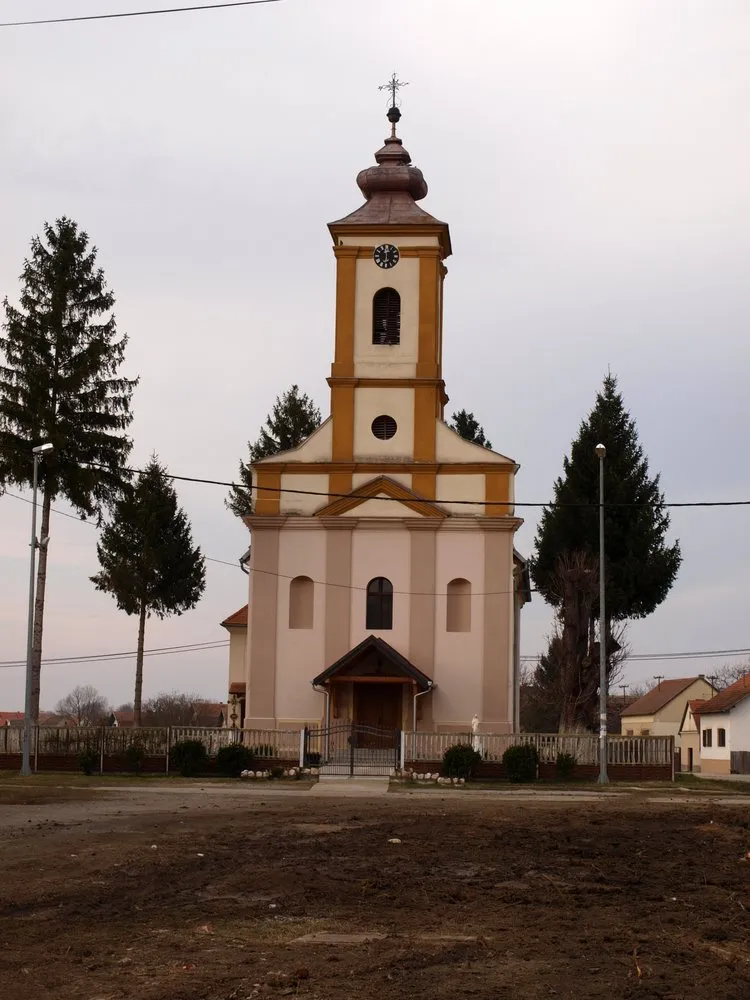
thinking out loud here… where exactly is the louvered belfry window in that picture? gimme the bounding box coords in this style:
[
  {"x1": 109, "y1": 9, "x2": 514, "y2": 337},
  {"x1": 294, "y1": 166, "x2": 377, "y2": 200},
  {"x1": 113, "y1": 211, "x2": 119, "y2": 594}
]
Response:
[{"x1": 372, "y1": 288, "x2": 401, "y2": 345}]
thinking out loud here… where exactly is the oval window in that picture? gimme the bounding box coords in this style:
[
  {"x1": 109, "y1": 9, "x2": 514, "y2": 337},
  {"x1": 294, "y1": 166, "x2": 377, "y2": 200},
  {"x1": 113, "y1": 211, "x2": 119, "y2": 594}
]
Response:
[{"x1": 371, "y1": 415, "x2": 397, "y2": 440}]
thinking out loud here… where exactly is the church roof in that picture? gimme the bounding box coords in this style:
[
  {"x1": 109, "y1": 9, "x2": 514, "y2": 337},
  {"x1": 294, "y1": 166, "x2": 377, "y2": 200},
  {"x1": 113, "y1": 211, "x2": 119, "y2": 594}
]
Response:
[
  {"x1": 328, "y1": 107, "x2": 451, "y2": 255},
  {"x1": 220, "y1": 605, "x2": 248, "y2": 629}
]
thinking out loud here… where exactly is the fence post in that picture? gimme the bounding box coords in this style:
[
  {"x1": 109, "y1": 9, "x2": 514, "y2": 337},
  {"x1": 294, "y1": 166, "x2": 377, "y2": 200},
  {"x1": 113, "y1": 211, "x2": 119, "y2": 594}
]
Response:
[
  {"x1": 165, "y1": 726, "x2": 171, "y2": 775},
  {"x1": 299, "y1": 728, "x2": 306, "y2": 768},
  {"x1": 399, "y1": 730, "x2": 405, "y2": 771}
]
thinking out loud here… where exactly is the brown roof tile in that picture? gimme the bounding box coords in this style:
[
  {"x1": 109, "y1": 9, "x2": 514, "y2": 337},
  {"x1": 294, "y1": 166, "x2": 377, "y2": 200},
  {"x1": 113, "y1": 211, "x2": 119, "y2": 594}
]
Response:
[
  {"x1": 621, "y1": 677, "x2": 706, "y2": 717},
  {"x1": 0, "y1": 711, "x2": 24, "y2": 726},
  {"x1": 694, "y1": 674, "x2": 750, "y2": 715},
  {"x1": 221, "y1": 605, "x2": 248, "y2": 628}
]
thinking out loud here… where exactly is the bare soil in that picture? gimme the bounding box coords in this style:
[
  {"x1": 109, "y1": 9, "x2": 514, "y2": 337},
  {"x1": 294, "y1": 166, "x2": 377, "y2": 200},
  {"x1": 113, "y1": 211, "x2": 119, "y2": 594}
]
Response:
[{"x1": 1, "y1": 786, "x2": 749, "y2": 999}]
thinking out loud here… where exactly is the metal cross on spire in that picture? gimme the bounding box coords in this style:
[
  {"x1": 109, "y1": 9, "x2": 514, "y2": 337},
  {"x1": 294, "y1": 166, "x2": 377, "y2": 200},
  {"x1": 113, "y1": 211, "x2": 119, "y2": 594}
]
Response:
[{"x1": 379, "y1": 72, "x2": 408, "y2": 135}]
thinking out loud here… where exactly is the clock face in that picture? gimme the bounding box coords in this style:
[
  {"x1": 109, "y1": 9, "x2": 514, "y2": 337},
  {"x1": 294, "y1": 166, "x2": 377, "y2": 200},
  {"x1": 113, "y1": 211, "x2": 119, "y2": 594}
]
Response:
[{"x1": 373, "y1": 243, "x2": 400, "y2": 269}]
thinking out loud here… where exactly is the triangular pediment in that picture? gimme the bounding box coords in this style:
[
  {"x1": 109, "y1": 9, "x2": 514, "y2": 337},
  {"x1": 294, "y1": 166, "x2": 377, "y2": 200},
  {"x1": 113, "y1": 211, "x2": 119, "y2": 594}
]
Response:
[{"x1": 315, "y1": 476, "x2": 446, "y2": 518}]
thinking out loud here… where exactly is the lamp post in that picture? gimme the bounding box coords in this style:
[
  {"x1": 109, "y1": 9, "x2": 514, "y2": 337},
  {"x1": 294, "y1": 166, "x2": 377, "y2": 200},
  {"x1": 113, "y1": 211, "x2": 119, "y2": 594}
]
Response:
[
  {"x1": 20, "y1": 442, "x2": 54, "y2": 777},
  {"x1": 595, "y1": 442, "x2": 608, "y2": 784}
]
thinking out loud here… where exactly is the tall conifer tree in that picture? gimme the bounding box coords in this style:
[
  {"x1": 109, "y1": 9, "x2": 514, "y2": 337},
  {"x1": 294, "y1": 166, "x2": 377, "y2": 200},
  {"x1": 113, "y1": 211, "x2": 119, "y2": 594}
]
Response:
[
  {"x1": 227, "y1": 384, "x2": 321, "y2": 517},
  {"x1": 0, "y1": 218, "x2": 137, "y2": 719},
  {"x1": 449, "y1": 409, "x2": 492, "y2": 449},
  {"x1": 91, "y1": 458, "x2": 206, "y2": 726}
]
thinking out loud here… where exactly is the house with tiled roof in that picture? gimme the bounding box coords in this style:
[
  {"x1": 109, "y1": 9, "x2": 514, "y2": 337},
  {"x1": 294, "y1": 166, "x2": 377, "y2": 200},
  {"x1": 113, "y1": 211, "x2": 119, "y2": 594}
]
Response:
[
  {"x1": 678, "y1": 699, "x2": 708, "y2": 772},
  {"x1": 0, "y1": 712, "x2": 24, "y2": 727},
  {"x1": 221, "y1": 605, "x2": 248, "y2": 728},
  {"x1": 694, "y1": 673, "x2": 750, "y2": 775},
  {"x1": 620, "y1": 676, "x2": 717, "y2": 749}
]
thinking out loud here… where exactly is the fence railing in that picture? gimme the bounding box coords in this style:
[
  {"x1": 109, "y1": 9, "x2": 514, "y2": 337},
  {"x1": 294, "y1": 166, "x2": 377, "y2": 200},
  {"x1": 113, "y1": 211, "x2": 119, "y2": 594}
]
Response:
[
  {"x1": 405, "y1": 731, "x2": 673, "y2": 767},
  {"x1": 0, "y1": 726, "x2": 302, "y2": 761},
  {"x1": 0, "y1": 726, "x2": 673, "y2": 771}
]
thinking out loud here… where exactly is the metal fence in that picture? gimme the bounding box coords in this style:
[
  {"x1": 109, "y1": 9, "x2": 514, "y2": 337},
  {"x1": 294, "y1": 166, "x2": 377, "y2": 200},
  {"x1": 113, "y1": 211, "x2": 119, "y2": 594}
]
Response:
[
  {"x1": 0, "y1": 725, "x2": 672, "y2": 771},
  {"x1": 405, "y1": 731, "x2": 673, "y2": 767},
  {"x1": 0, "y1": 725, "x2": 302, "y2": 763}
]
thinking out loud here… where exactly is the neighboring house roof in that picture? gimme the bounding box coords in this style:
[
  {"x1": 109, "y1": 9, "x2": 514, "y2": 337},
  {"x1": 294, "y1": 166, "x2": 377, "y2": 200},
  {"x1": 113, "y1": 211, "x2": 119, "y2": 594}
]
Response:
[
  {"x1": 0, "y1": 711, "x2": 24, "y2": 726},
  {"x1": 39, "y1": 713, "x2": 71, "y2": 727},
  {"x1": 313, "y1": 635, "x2": 433, "y2": 692},
  {"x1": 221, "y1": 605, "x2": 248, "y2": 629},
  {"x1": 109, "y1": 710, "x2": 134, "y2": 727},
  {"x1": 193, "y1": 703, "x2": 226, "y2": 728},
  {"x1": 679, "y1": 699, "x2": 707, "y2": 734},
  {"x1": 694, "y1": 674, "x2": 750, "y2": 715},
  {"x1": 621, "y1": 677, "x2": 707, "y2": 718}
]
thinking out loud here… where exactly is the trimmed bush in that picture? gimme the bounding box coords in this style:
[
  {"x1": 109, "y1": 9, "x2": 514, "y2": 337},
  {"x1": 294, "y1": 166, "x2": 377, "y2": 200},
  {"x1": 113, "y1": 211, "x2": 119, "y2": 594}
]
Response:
[
  {"x1": 169, "y1": 738, "x2": 208, "y2": 777},
  {"x1": 216, "y1": 743, "x2": 254, "y2": 777},
  {"x1": 78, "y1": 747, "x2": 99, "y2": 775},
  {"x1": 502, "y1": 743, "x2": 539, "y2": 783},
  {"x1": 124, "y1": 743, "x2": 146, "y2": 774},
  {"x1": 441, "y1": 743, "x2": 481, "y2": 780},
  {"x1": 555, "y1": 752, "x2": 577, "y2": 781},
  {"x1": 268, "y1": 765, "x2": 285, "y2": 780}
]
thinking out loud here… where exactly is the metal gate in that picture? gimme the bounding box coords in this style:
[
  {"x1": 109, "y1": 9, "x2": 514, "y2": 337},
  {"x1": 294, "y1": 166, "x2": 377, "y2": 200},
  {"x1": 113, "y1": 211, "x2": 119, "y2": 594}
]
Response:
[
  {"x1": 304, "y1": 723, "x2": 400, "y2": 776},
  {"x1": 731, "y1": 750, "x2": 750, "y2": 774}
]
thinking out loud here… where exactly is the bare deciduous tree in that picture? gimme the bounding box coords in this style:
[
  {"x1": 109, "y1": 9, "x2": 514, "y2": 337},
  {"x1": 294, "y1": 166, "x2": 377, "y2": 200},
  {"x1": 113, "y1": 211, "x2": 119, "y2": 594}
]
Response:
[
  {"x1": 141, "y1": 691, "x2": 216, "y2": 727},
  {"x1": 55, "y1": 685, "x2": 110, "y2": 727}
]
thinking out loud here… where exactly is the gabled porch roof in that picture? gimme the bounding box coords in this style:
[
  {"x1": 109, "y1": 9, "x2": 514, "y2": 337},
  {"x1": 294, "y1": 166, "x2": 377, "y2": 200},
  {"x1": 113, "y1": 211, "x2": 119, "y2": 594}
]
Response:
[{"x1": 312, "y1": 635, "x2": 434, "y2": 692}]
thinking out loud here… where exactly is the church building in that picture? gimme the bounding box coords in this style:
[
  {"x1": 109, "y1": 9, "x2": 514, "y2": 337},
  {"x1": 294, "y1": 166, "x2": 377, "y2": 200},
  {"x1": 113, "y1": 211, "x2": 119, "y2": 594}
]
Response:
[{"x1": 223, "y1": 98, "x2": 530, "y2": 735}]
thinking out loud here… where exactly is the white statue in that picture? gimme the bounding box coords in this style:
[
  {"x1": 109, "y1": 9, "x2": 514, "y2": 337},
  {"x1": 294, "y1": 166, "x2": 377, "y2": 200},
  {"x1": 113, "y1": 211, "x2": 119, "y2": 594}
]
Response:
[{"x1": 471, "y1": 714, "x2": 481, "y2": 753}]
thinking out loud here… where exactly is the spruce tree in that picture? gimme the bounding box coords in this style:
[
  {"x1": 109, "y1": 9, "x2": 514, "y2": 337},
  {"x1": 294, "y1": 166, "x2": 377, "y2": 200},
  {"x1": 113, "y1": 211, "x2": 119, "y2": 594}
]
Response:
[
  {"x1": 90, "y1": 457, "x2": 206, "y2": 726},
  {"x1": 449, "y1": 409, "x2": 492, "y2": 449},
  {"x1": 532, "y1": 374, "x2": 681, "y2": 623},
  {"x1": 227, "y1": 384, "x2": 321, "y2": 517},
  {"x1": 0, "y1": 218, "x2": 137, "y2": 719}
]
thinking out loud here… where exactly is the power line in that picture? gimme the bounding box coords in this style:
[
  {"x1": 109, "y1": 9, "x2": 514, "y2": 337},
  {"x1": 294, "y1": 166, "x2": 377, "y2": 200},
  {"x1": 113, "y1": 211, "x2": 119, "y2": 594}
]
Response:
[
  {"x1": 82, "y1": 460, "x2": 750, "y2": 509},
  {"x1": 1, "y1": 490, "x2": 240, "y2": 569},
  {"x1": 0, "y1": 0, "x2": 283, "y2": 28},
  {"x1": 520, "y1": 646, "x2": 750, "y2": 664},
  {"x1": 0, "y1": 639, "x2": 229, "y2": 669}
]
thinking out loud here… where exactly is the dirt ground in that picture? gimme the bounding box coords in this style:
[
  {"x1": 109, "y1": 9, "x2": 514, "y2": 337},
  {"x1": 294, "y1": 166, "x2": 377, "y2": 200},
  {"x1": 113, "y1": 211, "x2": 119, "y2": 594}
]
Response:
[{"x1": 1, "y1": 784, "x2": 749, "y2": 1000}]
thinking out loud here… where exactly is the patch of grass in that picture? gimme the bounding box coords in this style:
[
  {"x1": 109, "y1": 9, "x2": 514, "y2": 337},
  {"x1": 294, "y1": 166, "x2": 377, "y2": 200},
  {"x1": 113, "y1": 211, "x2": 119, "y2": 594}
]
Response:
[{"x1": 676, "y1": 773, "x2": 750, "y2": 795}]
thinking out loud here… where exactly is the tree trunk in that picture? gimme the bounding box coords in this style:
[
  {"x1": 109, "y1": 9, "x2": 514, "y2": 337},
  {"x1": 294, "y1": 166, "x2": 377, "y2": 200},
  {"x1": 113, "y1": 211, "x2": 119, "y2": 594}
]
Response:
[
  {"x1": 133, "y1": 601, "x2": 147, "y2": 727},
  {"x1": 30, "y1": 487, "x2": 53, "y2": 722}
]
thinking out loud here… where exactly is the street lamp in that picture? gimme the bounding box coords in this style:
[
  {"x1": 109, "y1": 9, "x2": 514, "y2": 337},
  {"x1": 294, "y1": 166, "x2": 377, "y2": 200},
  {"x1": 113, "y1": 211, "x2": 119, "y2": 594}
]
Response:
[
  {"x1": 595, "y1": 442, "x2": 608, "y2": 784},
  {"x1": 20, "y1": 442, "x2": 54, "y2": 777}
]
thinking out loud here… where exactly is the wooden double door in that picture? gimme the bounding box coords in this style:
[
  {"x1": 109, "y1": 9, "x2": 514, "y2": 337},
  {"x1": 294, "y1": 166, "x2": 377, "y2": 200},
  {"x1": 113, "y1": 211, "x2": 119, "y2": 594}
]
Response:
[{"x1": 353, "y1": 682, "x2": 403, "y2": 744}]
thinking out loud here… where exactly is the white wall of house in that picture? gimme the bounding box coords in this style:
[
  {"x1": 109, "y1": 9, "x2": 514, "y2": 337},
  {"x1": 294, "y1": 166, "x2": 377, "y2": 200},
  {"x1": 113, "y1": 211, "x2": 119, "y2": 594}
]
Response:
[{"x1": 700, "y1": 698, "x2": 750, "y2": 774}]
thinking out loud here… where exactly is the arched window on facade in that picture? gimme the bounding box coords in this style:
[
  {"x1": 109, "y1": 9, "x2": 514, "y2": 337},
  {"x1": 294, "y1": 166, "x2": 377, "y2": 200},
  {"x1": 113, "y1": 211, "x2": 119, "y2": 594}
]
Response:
[
  {"x1": 289, "y1": 575, "x2": 314, "y2": 629},
  {"x1": 446, "y1": 578, "x2": 472, "y2": 632},
  {"x1": 366, "y1": 577, "x2": 393, "y2": 630},
  {"x1": 372, "y1": 288, "x2": 401, "y2": 345}
]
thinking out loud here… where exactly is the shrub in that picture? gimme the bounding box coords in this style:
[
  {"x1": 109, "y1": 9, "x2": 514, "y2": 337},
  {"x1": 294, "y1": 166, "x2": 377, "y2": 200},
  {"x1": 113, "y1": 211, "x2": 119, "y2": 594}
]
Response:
[
  {"x1": 78, "y1": 747, "x2": 99, "y2": 776},
  {"x1": 502, "y1": 743, "x2": 539, "y2": 783},
  {"x1": 441, "y1": 743, "x2": 481, "y2": 780},
  {"x1": 169, "y1": 738, "x2": 208, "y2": 777},
  {"x1": 216, "y1": 743, "x2": 254, "y2": 777},
  {"x1": 268, "y1": 765, "x2": 285, "y2": 780},
  {"x1": 123, "y1": 743, "x2": 146, "y2": 774},
  {"x1": 555, "y1": 752, "x2": 576, "y2": 781}
]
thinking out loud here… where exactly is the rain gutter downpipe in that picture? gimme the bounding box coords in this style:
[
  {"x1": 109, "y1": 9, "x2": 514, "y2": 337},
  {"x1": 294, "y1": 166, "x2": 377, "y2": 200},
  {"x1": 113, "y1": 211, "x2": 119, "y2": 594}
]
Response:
[{"x1": 413, "y1": 681, "x2": 434, "y2": 733}]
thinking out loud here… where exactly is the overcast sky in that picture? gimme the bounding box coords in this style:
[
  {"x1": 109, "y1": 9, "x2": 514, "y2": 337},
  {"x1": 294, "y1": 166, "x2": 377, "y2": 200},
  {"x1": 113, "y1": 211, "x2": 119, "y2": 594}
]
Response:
[{"x1": 1, "y1": 0, "x2": 748, "y2": 712}]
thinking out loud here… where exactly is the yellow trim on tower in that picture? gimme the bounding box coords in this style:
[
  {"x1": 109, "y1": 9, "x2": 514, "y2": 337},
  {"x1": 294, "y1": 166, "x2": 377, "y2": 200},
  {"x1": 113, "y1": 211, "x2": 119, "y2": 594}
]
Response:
[
  {"x1": 484, "y1": 470, "x2": 513, "y2": 517},
  {"x1": 254, "y1": 469, "x2": 281, "y2": 515},
  {"x1": 330, "y1": 384, "x2": 355, "y2": 462},
  {"x1": 417, "y1": 249, "x2": 441, "y2": 379},
  {"x1": 331, "y1": 246, "x2": 357, "y2": 378}
]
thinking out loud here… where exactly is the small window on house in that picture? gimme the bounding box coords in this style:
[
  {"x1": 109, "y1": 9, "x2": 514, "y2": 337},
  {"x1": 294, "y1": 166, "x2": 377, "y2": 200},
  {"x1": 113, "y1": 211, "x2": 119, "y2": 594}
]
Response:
[
  {"x1": 626, "y1": 729, "x2": 634, "y2": 737},
  {"x1": 372, "y1": 288, "x2": 400, "y2": 345},
  {"x1": 289, "y1": 576, "x2": 314, "y2": 629},
  {"x1": 640, "y1": 729, "x2": 650, "y2": 736},
  {"x1": 702, "y1": 728, "x2": 712, "y2": 748},
  {"x1": 446, "y1": 578, "x2": 472, "y2": 632},
  {"x1": 717, "y1": 728, "x2": 726, "y2": 747},
  {"x1": 366, "y1": 577, "x2": 393, "y2": 630}
]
